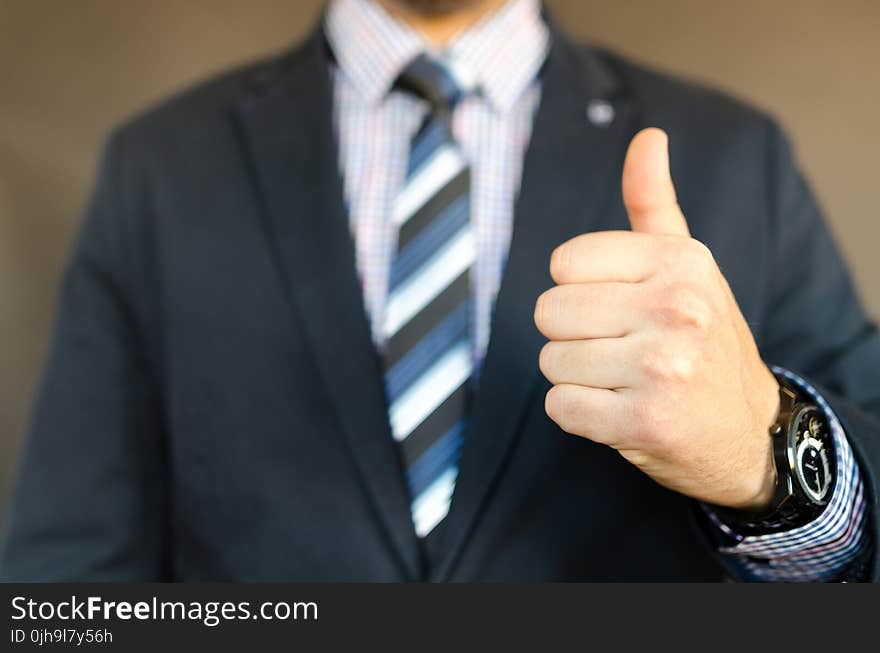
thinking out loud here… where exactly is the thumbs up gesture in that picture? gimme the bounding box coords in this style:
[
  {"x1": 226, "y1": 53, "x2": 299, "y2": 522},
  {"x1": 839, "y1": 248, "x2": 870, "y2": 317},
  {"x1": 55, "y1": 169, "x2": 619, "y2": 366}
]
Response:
[{"x1": 535, "y1": 128, "x2": 781, "y2": 510}]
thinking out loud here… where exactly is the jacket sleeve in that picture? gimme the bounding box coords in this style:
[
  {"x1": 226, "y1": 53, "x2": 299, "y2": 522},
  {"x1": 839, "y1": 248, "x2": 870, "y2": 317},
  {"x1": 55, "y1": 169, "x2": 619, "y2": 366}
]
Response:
[
  {"x1": 0, "y1": 132, "x2": 170, "y2": 581},
  {"x1": 756, "y1": 120, "x2": 880, "y2": 581}
]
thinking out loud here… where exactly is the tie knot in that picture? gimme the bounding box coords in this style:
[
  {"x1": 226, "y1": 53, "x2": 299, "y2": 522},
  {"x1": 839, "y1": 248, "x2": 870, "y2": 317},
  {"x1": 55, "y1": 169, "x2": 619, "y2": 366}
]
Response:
[{"x1": 395, "y1": 54, "x2": 467, "y2": 112}]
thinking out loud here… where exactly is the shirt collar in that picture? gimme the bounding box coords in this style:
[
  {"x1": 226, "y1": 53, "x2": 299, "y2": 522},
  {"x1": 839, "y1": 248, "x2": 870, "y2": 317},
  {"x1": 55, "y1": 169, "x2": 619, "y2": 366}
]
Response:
[{"x1": 325, "y1": 0, "x2": 550, "y2": 113}]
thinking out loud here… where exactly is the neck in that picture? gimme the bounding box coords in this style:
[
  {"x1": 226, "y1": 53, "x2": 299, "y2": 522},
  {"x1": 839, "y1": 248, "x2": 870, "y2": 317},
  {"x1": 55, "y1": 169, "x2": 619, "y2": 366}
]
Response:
[{"x1": 375, "y1": 0, "x2": 509, "y2": 46}]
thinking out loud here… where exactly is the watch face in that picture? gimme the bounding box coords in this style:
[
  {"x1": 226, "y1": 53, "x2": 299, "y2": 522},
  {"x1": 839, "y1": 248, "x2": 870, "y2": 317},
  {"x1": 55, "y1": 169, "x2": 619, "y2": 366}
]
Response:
[{"x1": 790, "y1": 408, "x2": 833, "y2": 505}]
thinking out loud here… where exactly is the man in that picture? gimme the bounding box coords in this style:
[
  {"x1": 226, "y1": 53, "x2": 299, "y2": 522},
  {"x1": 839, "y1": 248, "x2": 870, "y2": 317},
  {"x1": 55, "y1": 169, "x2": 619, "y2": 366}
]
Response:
[{"x1": 1, "y1": 0, "x2": 878, "y2": 581}]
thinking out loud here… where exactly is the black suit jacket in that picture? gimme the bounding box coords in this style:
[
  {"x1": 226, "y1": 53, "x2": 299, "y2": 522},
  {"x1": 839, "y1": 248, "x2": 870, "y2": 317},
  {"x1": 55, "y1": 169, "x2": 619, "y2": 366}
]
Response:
[{"x1": 2, "y1": 23, "x2": 879, "y2": 582}]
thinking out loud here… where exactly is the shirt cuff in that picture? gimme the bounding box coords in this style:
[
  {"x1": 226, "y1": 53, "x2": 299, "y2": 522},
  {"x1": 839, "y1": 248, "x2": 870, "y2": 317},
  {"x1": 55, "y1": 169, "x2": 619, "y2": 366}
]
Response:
[{"x1": 703, "y1": 367, "x2": 869, "y2": 582}]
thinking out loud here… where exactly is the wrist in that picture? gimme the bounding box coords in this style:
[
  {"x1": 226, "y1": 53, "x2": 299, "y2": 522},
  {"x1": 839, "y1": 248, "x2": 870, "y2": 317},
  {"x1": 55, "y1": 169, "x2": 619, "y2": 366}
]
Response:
[
  {"x1": 738, "y1": 444, "x2": 778, "y2": 512},
  {"x1": 733, "y1": 366, "x2": 781, "y2": 512},
  {"x1": 711, "y1": 373, "x2": 836, "y2": 535}
]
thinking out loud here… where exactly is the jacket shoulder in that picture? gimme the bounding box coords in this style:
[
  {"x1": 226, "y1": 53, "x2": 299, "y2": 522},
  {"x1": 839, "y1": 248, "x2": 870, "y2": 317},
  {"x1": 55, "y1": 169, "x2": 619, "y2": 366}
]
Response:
[{"x1": 105, "y1": 38, "x2": 311, "y2": 158}]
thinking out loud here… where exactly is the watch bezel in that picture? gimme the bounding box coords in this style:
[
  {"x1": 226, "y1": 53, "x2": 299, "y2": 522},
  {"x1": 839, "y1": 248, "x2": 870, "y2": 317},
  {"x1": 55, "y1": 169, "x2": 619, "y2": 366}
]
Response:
[{"x1": 787, "y1": 405, "x2": 833, "y2": 506}]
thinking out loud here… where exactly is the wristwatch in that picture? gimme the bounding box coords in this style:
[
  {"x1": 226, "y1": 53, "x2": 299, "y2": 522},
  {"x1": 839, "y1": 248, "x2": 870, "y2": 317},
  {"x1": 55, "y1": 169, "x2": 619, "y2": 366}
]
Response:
[{"x1": 713, "y1": 374, "x2": 836, "y2": 535}]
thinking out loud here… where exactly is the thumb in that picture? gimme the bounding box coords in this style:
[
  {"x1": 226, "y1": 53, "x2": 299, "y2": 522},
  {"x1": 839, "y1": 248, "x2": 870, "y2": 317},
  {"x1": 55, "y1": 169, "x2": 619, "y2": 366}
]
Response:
[{"x1": 622, "y1": 128, "x2": 690, "y2": 236}]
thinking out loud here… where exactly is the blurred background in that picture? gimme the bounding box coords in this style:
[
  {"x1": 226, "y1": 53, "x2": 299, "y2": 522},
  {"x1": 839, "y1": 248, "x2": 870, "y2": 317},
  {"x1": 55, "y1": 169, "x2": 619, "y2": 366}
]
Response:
[{"x1": 1, "y1": 0, "x2": 878, "y2": 529}]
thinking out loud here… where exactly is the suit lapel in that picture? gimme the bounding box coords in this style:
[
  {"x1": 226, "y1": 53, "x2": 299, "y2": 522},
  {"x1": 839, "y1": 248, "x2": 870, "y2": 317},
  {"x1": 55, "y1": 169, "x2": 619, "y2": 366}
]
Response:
[
  {"x1": 432, "y1": 30, "x2": 641, "y2": 581},
  {"x1": 233, "y1": 31, "x2": 422, "y2": 580}
]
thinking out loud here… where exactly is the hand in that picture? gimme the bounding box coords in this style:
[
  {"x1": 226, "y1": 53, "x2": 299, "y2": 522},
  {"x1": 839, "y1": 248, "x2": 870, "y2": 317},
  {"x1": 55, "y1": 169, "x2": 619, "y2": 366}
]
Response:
[{"x1": 534, "y1": 128, "x2": 780, "y2": 511}]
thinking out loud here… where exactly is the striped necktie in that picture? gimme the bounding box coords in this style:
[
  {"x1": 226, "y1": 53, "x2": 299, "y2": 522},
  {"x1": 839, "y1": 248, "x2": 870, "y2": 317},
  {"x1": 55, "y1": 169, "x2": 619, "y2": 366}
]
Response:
[{"x1": 383, "y1": 55, "x2": 475, "y2": 539}]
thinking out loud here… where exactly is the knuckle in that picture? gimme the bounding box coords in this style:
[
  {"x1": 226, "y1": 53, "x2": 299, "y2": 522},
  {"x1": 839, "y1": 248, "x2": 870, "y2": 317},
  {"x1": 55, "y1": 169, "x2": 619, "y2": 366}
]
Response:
[
  {"x1": 687, "y1": 238, "x2": 715, "y2": 265},
  {"x1": 658, "y1": 286, "x2": 713, "y2": 332},
  {"x1": 642, "y1": 349, "x2": 668, "y2": 381},
  {"x1": 643, "y1": 345, "x2": 696, "y2": 384},
  {"x1": 683, "y1": 239, "x2": 717, "y2": 275}
]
